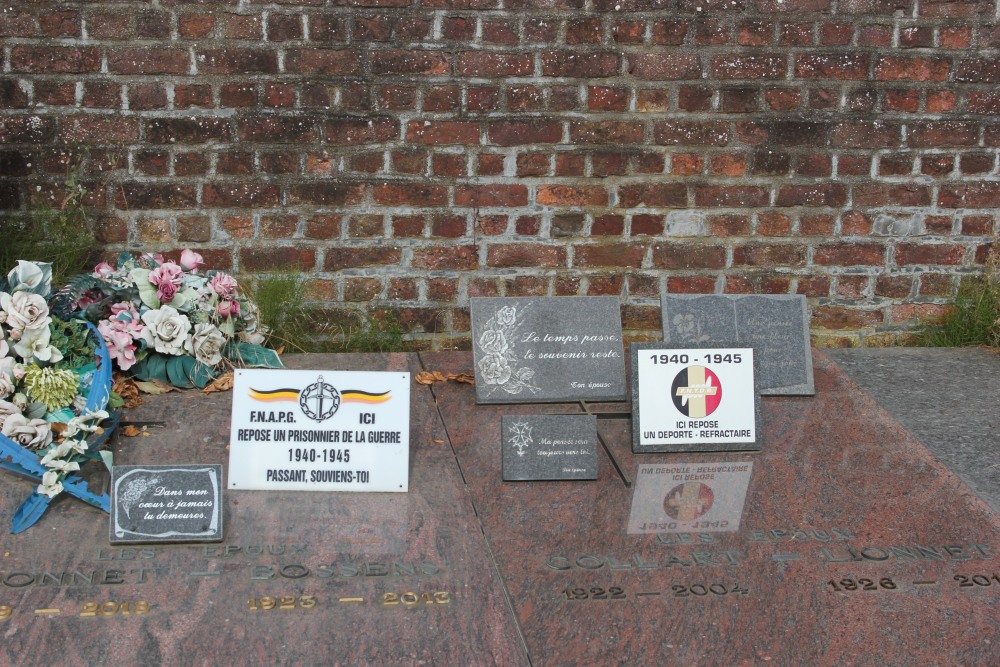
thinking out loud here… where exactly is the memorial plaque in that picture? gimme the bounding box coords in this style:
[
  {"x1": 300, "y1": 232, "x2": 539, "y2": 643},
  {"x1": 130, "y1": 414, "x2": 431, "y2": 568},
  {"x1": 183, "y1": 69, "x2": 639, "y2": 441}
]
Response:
[
  {"x1": 631, "y1": 342, "x2": 761, "y2": 453},
  {"x1": 110, "y1": 465, "x2": 223, "y2": 544},
  {"x1": 626, "y1": 460, "x2": 753, "y2": 534},
  {"x1": 228, "y1": 368, "x2": 410, "y2": 492},
  {"x1": 661, "y1": 294, "x2": 814, "y2": 395},
  {"x1": 501, "y1": 415, "x2": 598, "y2": 481},
  {"x1": 470, "y1": 296, "x2": 626, "y2": 404}
]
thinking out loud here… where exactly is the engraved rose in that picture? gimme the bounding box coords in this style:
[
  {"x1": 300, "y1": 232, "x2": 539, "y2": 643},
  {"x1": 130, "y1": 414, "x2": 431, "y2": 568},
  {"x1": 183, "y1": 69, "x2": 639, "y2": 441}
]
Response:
[
  {"x1": 185, "y1": 323, "x2": 227, "y2": 366},
  {"x1": 478, "y1": 355, "x2": 512, "y2": 386},
  {"x1": 1, "y1": 414, "x2": 53, "y2": 450},
  {"x1": 478, "y1": 329, "x2": 508, "y2": 356},
  {"x1": 495, "y1": 305, "x2": 517, "y2": 327},
  {"x1": 141, "y1": 305, "x2": 192, "y2": 356}
]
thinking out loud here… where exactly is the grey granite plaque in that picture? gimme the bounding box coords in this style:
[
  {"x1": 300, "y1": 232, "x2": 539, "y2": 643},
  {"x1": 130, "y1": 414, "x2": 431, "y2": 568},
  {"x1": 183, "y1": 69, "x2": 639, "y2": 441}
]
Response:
[
  {"x1": 501, "y1": 414, "x2": 598, "y2": 481},
  {"x1": 661, "y1": 294, "x2": 814, "y2": 395},
  {"x1": 110, "y1": 464, "x2": 223, "y2": 544},
  {"x1": 471, "y1": 296, "x2": 626, "y2": 404}
]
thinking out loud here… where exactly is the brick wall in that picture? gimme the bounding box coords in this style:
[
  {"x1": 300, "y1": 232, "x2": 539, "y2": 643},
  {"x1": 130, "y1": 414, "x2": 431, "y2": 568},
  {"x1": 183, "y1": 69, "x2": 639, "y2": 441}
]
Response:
[{"x1": 2, "y1": 1, "x2": 998, "y2": 348}]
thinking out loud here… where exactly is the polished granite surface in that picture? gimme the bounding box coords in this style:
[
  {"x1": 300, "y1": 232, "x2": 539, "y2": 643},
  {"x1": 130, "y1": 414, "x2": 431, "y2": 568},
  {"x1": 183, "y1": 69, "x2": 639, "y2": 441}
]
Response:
[{"x1": 0, "y1": 351, "x2": 997, "y2": 666}]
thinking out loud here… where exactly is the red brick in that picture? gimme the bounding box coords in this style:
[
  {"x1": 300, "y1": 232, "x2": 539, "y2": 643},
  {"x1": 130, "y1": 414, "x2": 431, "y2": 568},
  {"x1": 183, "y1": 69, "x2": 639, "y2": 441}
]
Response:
[
  {"x1": 285, "y1": 49, "x2": 363, "y2": 75},
  {"x1": 287, "y1": 184, "x2": 365, "y2": 206},
  {"x1": 919, "y1": 274, "x2": 955, "y2": 296},
  {"x1": 116, "y1": 183, "x2": 197, "y2": 210},
  {"x1": 591, "y1": 214, "x2": 625, "y2": 235},
  {"x1": 241, "y1": 247, "x2": 315, "y2": 272},
  {"x1": 239, "y1": 117, "x2": 317, "y2": 143},
  {"x1": 59, "y1": 116, "x2": 138, "y2": 144},
  {"x1": 517, "y1": 153, "x2": 550, "y2": 177},
  {"x1": 137, "y1": 10, "x2": 170, "y2": 38},
  {"x1": 109, "y1": 49, "x2": 189, "y2": 75},
  {"x1": 814, "y1": 243, "x2": 886, "y2": 266},
  {"x1": 695, "y1": 186, "x2": 768, "y2": 207},
  {"x1": 324, "y1": 247, "x2": 401, "y2": 270},
  {"x1": 875, "y1": 57, "x2": 949, "y2": 81},
  {"x1": 481, "y1": 20, "x2": 518, "y2": 45},
  {"x1": 588, "y1": 87, "x2": 629, "y2": 111},
  {"x1": 831, "y1": 122, "x2": 901, "y2": 148},
  {"x1": 695, "y1": 20, "x2": 729, "y2": 46},
  {"x1": 567, "y1": 18, "x2": 602, "y2": 44},
  {"x1": 372, "y1": 49, "x2": 450, "y2": 75},
  {"x1": 40, "y1": 11, "x2": 80, "y2": 37},
  {"x1": 939, "y1": 184, "x2": 1000, "y2": 208},
  {"x1": 11, "y1": 47, "x2": 100, "y2": 74},
  {"x1": 629, "y1": 54, "x2": 701, "y2": 80},
  {"x1": 574, "y1": 243, "x2": 645, "y2": 268},
  {"x1": 536, "y1": 185, "x2": 607, "y2": 207},
  {"x1": 203, "y1": 183, "x2": 280, "y2": 208},
  {"x1": 373, "y1": 183, "x2": 447, "y2": 206},
  {"x1": 431, "y1": 153, "x2": 465, "y2": 176},
  {"x1": 408, "y1": 121, "x2": 480, "y2": 145},
  {"x1": 795, "y1": 54, "x2": 869, "y2": 79},
  {"x1": 488, "y1": 120, "x2": 561, "y2": 146},
  {"x1": 797, "y1": 276, "x2": 831, "y2": 297},
  {"x1": 940, "y1": 27, "x2": 972, "y2": 49},
  {"x1": 325, "y1": 117, "x2": 398, "y2": 145},
  {"x1": 618, "y1": 183, "x2": 687, "y2": 208},
  {"x1": 197, "y1": 49, "x2": 278, "y2": 74},
  {"x1": 592, "y1": 153, "x2": 628, "y2": 177},
  {"x1": 652, "y1": 243, "x2": 726, "y2": 270},
  {"x1": 895, "y1": 244, "x2": 964, "y2": 265},
  {"x1": 908, "y1": 122, "x2": 978, "y2": 148},
  {"x1": 614, "y1": 20, "x2": 647, "y2": 44},
  {"x1": 653, "y1": 122, "x2": 729, "y2": 146},
  {"x1": 570, "y1": 121, "x2": 644, "y2": 144},
  {"x1": 455, "y1": 185, "x2": 529, "y2": 207},
  {"x1": 668, "y1": 276, "x2": 719, "y2": 294},
  {"x1": 179, "y1": 13, "x2": 216, "y2": 38},
  {"x1": 812, "y1": 306, "x2": 884, "y2": 329},
  {"x1": 733, "y1": 244, "x2": 806, "y2": 267},
  {"x1": 457, "y1": 52, "x2": 533, "y2": 77},
  {"x1": 955, "y1": 58, "x2": 1000, "y2": 83},
  {"x1": 890, "y1": 304, "x2": 952, "y2": 324},
  {"x1": 411, "y1": 246, "x2": 478, "y2": 270},
  {"x1": 712, "y1": 55, "x2": 785, "y2": 80},
  {"x1": 541, "y1": 51, "x2": 620, "y2": 78},
  {"x1": 486, "y1": 244, "x2": 566, "y2": 267}
]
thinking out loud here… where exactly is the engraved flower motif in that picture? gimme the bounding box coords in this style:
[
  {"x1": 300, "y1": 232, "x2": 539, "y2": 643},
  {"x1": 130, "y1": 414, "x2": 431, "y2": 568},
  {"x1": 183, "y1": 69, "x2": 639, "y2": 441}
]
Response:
[
  {"x1": 478, "y1": 329, "x2": 509, "y2": 356},
  {"x1": 496, "y1": 305, "x2": 517, "y2": 327},
  {"x1": 478, "y1": 354, "x2": 512, "y2": 386}
]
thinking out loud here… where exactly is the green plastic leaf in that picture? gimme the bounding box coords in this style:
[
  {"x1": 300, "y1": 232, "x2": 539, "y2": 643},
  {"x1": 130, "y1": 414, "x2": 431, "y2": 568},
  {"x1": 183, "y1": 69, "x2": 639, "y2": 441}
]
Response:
[
  {"x1": 165, "y1": 355, "x2": 217, "y2": 389},
  {"x1": 99, "y1": 450, "x2": 113, "y2": 472},
  {"x1": 169, "y1": 288, "x2": 199, "y2": 313},
  {"x1": 225, "y1": 342, "x2": 283, "y2": 369},
  {"x1": 218, "y1": 317, "x2": 236, "y2": 337},
  {"x1": 130, "y1": 268, "x2": 160, "y2": 309},
  {"x1": 131, "y1": 353, "x2": 169, "y2": 384}
]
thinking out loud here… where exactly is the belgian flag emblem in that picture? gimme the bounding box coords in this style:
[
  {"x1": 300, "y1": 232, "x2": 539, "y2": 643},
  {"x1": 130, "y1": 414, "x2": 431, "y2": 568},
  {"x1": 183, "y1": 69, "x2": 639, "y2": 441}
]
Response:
[{"x1": 671, "y1": 366, "x2": 722, "y2": 418}]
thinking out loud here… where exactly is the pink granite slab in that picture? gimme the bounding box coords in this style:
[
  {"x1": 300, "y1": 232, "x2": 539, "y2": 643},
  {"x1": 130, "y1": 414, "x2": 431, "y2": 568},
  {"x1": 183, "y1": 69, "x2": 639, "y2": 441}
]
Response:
[
  {"x1": 421, "y1": 350, "x2": 1000, "y2": 666},
  {"x1": 0, "y1": 353, "x2": 527, "y2": 667}
]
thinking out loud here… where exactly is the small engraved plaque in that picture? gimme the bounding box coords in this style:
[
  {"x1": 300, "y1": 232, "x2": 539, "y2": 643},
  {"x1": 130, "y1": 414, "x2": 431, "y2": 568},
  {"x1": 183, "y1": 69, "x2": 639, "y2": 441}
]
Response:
[
  {"x1": 502, "y1": 414, "x2": 598, "y2": 481},
  {"x1": 661, "y1": 294, "x2": 814, "y2": 396},
  {"x1": 110, "y1": 464, "x2": 223, "y2": 544}
]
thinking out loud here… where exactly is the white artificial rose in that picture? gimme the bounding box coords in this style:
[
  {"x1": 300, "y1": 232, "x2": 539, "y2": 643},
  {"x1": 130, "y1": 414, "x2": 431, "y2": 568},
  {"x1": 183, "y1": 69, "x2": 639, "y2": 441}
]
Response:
[
  {"x1": 0, "y1": 336, "x2": 8, "y2": 358},
  {"x1": 42, "y1": 459, "x2": 80, "y2": 473},
  {"x1": 184, "y1": 323, "x2": 227, "y2": 366},
  {"x1": 1, "y1": 414, "x2": 53, "y2": 450},
  {"x1": 0, "y1": 372, "x2": 14, "y2": 400},
  {"x1": 0, "y1": 399, "x2": 21, "y2": 431},
  {"x1": 7, "y1": 260, "x2": 52, "y2": 296},
  {"x1": 141, "y1": 305, "x2": 192, "y2": 356},
  {"x1": 0, "y1": 291, "x2": 51, "y2": 337}
]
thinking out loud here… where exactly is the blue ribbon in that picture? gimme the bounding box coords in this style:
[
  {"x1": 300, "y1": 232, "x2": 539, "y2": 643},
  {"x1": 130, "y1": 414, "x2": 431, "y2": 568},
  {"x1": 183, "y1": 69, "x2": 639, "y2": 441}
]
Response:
[{"x1": 1, "y1": 321, "x2": 114, "y2": 533}]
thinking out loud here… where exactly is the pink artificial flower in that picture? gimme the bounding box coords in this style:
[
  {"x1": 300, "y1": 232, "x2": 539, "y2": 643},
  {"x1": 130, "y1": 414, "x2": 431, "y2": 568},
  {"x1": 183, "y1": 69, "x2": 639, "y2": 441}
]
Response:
[
  {"x1": 148, "y1": 261, "x2": 183, "y2": 303},
  {"x1": 97, "y1": 319, "x2": 139, "y2": 371},
  {"x1": 210, "y1": 272, "x2": 238, "y2": 299},
  {"x1": 180, "y1": 249, "x2": 205, "y2": 272},
  {"x1": 93, "y1": 261, "x2": 114, "y2": 278},
  {"x1": 217, "y1": 298, "x2": 241, "y2": 319}
]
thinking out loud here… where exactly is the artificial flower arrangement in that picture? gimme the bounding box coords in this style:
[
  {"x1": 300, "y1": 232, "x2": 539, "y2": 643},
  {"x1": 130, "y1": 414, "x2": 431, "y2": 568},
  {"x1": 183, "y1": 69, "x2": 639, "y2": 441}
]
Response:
[
  {"x1": 0, "y1": 251, "x2": 282, "y2": 532},
  {"x1": 0, "y1": 260, "x2": 115, "y2": 533},
  {"x1": 53, "y1": 248, "x2": 281, "y2": 388}
]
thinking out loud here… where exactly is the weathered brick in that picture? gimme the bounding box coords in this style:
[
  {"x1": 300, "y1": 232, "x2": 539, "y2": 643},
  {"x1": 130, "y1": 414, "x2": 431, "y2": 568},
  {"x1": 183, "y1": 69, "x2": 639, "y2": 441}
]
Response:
[
  {"x1": 197, "y1": 49, "x2": 278, "y2": 74},
  {"x1": 285, "y1": 49, "x2": 364, "y2": 75},
  {"x1": 895, "y1": 243, "x2": 965, "y2": 265},
  {"x1": 240, "y1": 117, "x2": 318, "y2": 143},
  {"x1": 939, "y1": 184, "x2": 1000, "y2": 208},
  {"x1": 875, "y1": 57, "x2": 949, "y2": 81},
  {"x1": 541, "y1": 51, "x2": 620, "y2": 78},
  {"x1": 325, "y1": 247, "x2": 402, "y2": 270},
  {"x1": 488, "y1": 120, "x2": 561, "y2": 146},
  {"x1": 457, "y1": 52, "x2": 533, "y2": 77},
  {"x1": 486, "y1": 244, "x2": 566, "y2": 268},
  {"x1": 117, "y1": 183, "x2": 197, "y2": 210},
  {"x1": 411, "y1": 245, "x2": 478, "y2": 270},
  {"x1": 653, "y1": 122, "x2": 729, "y2": 146},
  {"x1": 795, "y1": 54, "x2": 869, "y2": 79},
  {"x1": 145, "y1": 118, "x2": 230, "y2": 145},
  {"x1": 570, "y1": 121, "x2": 644, "y2": 144},
  {"x1": 695, "y1": 186, "x2": 769, "y2": 207},
  {"x1": 536, "y1": 185, "x2": 608, "y2": 207},
  {"x1": 619, "y1": 183, "x2": 687, "y2": 208},
  {"x1": 812, "y1": 306, "x2": 884, "y2": 329},
  {"x1": 109, "y1": 49, "x2": 189, "y2": 75},
  {"x1": 11, "y1": 47, "x2": 100, "y2": 73},
  {"x1": 908, "y1": 122, "x2": 978, "y2": 148},
  {"x1": 652, "y1": 243, "x2": 726, "y2": 270},
  {"x1": 712, "y1": 55, "x2": 785, "y2": 80},
  {"x1": 455, "y1": 185, "x2": 528, "y2": 207},
  {"x1": 574, "y1": 243, "x2": 645, "y2": 268},
  {"x1": 775, "y1": 184, "x2": 847, "y2": 207},
  {"x1": 241, "y1": 247, "x2": 315, "y2": 272},
  {"x1": 814, "y1": 242, "x2": 886, "y2": 266},
  {"x1": 372, "y1": 49, "x2": 450, "y2": 75},
  {"x1": 204, "y1": 183, "x2": 281, "y2": 208},
  {"x1": 408, "y1": 121, "x2": 480, "y2": 145},
  {"x1": 733, "y1": 244, "x2": 806, "y2": 267},
  {"x1": 629, "y1": 54, "x2": 701, "y2": 80},
  {"x1": 373, "y1": 183, "x2": 448, "y2": 206}
]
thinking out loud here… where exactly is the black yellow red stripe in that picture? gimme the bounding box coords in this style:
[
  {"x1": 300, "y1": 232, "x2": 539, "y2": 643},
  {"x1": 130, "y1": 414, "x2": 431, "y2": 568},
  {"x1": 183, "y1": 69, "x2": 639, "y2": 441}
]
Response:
[
  {"x1": 342, "y1": 390, "x2": 391, "y2": 404},
  {"x1": 249, "y1": 388, "x2": 300, "y2": 402}
]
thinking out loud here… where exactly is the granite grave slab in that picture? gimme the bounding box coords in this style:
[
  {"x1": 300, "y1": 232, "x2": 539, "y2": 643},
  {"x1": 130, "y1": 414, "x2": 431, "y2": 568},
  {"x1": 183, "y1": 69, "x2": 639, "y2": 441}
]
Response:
[
  {"x1": 424, "y1": 349, "x2": 999, "y2": 666},
  {"x1": 470, "y1": 296, "x2": 627, "y2": 404},
  {"x1": 661, "y1": 294, "x2": 815, "y2": 395}
]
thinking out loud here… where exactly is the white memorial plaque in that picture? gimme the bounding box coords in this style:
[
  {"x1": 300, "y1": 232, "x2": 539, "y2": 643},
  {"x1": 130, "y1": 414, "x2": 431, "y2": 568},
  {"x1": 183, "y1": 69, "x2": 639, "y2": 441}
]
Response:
[
  {"x1": 631, "y1": 343, "x2": 761, "y2": 453},
  {"x1": 228, "y1": 369, "x2": 410, "y2": 492}
]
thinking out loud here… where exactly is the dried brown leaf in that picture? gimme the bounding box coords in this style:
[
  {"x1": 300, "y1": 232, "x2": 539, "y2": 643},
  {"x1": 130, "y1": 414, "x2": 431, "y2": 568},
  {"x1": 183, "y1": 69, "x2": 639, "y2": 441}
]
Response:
[
  {"x1": 121, "y1": 424, "x2": 142, "y2": 437},
  {"x1": 134, "y1": 379, "x2": 179, "y2": 395},
  {"x1": 113, "y1": 377, "x2": 143, "y2": 409},
  {"x1": 448, "y1": 373, "x2": 475, "y2": 384},
  {"x1": 202, "y1": 372, "x2": 235, "y2": 394}
]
